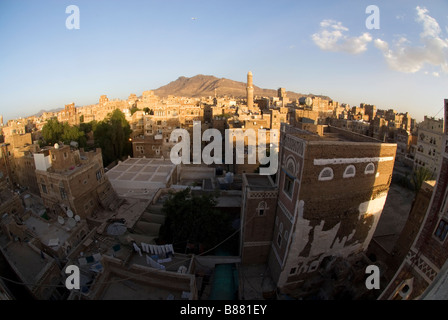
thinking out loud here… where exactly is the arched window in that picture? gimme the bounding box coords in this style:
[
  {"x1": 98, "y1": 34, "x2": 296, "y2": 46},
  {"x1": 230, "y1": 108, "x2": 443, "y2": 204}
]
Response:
[
  {"x1": 365, "y1": 163, "x2": 375, "y2": 175},
  {"x1": 286, "y1": 157, "x2": 296, "y2": 176},
  {"x1": 343, "y1": 165, "x2": 356, "y2": 178},
  {"x1": 318, "y1": 167, "x2": 334, "y2": 181}
]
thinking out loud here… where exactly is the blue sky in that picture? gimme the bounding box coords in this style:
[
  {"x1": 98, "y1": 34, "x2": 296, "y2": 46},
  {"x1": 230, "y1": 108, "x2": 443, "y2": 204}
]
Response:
[{"x1": 0, "y1": 0, "x2": 447, "y2": 123}]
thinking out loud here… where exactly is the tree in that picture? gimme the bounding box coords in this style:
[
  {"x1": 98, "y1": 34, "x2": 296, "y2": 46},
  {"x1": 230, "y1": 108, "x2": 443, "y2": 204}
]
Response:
[
  {"x1": 412, "y1": 166, "x2": 435, "y2": 194},
  {"x1": 143, "y1": 107, "x2": 154, "y2": 115},
  {"x1": 79, "y1": 120, "x2": 96, "y2": 135},
  {"x1": 130, "y1": 106, "x2": 139, "y2": 116},
  {"x1": 93, "y1": 109, "x2": 132, "y2": 166},
  {"x1": 41, "y1": 119, "x2": 87, "y2": 147},
  {"x1": 61, "y1": 124, "x2": 85, "y2": 146},
  {"x1": 160, "y1": 188, "x2": 232, "y2": 253},
  {"x1": 42, "y1": 119, "x2": 64, "y2": 145}
]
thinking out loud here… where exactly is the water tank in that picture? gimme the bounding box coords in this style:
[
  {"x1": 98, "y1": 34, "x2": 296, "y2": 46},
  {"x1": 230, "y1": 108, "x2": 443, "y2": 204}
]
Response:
[{"x1": 225, "y1": 172, "x2": 234, "y2": 184}]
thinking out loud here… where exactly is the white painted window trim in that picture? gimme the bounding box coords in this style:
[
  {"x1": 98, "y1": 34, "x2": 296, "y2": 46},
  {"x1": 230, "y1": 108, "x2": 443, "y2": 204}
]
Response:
[
  {"x1": 282, "y1": 172, "x2": 294, "y2": 200},
  {"x1": 343, "y1": 165, "x2": 356, "y2": 178},
  {"x1": 433, "y1": 217, "x2": 448, "y2": 244},
  {"x1": 365, "y1": 162, "x2": 375, "y2": 175},
  {"x1": 318, "y1": 167, "x2": 334, "y2": 181}
]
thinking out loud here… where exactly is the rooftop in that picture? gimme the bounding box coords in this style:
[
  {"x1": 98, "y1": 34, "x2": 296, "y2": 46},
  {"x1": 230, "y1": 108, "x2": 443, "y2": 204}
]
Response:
[
  {"x1": 304, "y1": 126, "x2": 382, "y2": 143},
  {"x1": 93, "y1": 197, "x2": 150, "y2": 230},
  {"x1": 2, "y1": 241, "x2": 52, "y2": 285},
  {"x1": 244, "y1": 174, "x2": 276, "y2": 190},
  {"x1": 106, "y1": 158, "x2": 177, "y2": 194},
  {"x1": 23, "y1": 216, "x2": 71, "y2": 250},
  {"x1": 98, "y1": 275, "x2": 186, "y2": 300}
]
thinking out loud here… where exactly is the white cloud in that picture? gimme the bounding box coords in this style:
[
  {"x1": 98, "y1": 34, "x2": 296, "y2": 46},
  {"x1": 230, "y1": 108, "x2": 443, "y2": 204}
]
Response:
[
  {"x1": 416, "y1": 6, "x2": 441, "y2": 38},
  {"x1": 312, "y1": 19, "x2": 372, "y2": 54},
  {"x1": 374, "y1": 6, "x2": 448, "y2": 74}
]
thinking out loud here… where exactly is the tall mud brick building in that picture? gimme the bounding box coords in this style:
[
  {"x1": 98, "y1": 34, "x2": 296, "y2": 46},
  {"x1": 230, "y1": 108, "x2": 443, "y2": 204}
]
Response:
[
  {"x1": 241, "y1": 123, "x2": 397, "y2": 297},
  {"x1": 379, "y1": 99, "x2": 448, "y2": 300}
]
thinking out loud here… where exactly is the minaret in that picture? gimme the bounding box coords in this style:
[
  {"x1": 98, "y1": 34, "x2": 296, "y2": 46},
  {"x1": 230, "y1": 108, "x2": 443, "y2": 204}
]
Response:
[{"x1": 246, "y1": 71, "x2": 254, "y2": 109}]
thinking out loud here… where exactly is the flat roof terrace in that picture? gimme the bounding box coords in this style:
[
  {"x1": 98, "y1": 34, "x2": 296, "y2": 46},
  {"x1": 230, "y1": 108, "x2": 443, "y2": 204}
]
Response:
[
  {"x1": 106, "y1": 158, "x2": 177, "y2": 193},
  {"x1": 99, "y1": 276, "x2": 186, "y2": 300},
  {"x1": 23, "y1": 216, "x2": 72, "y2": 250},
  {"x1": 297, "y1": 126, "x2": 383, "y2": 143},
  {"x1": 2, "y1": 242, "x2": 52, "y2": 285},
  {"x1": 243, "y1": 174, "x2": 276, "y2": 191}
]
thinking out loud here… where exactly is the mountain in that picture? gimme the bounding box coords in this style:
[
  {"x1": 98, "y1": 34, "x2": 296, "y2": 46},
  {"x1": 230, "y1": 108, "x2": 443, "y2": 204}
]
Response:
[
  {"x1": 32, "y1": 108, "x2": 63, "y2": 117},
  {"x1": 154, "y1": 74, "x2": 331, "y2": 101}
]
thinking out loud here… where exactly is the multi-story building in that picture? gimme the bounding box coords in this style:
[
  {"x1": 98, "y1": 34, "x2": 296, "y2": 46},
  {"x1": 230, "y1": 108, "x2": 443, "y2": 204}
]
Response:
[
  {"x1": 57, "y1": 103, "x2": 79, "y2": 126},
  {"x1": 241, "y1": 123, "x2": 397, "y2": 298},
  {"x1": 2, "y1": 120, "x2": 26, "y2": 138},
  {"x1": 240, "y1": 174, "x2": 278, "y2": 264},
  {"x1": 396, "y1": 129, "x2": 417, "y2": 166},
  {"x1": 414, "y1": 116, "x2": 444, "y2": 178},
  {"x1": 34, "y1": 144, "x2": 119, "y2": 220},
  {"x1": 379, "y1": 99, "x2": 448, "y2": 300}
]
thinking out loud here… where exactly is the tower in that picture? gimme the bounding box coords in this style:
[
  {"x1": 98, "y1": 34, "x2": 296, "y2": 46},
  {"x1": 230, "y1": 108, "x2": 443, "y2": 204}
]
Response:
[
  {"x1": 278, "y1": 88, "x2": 286, "y2": 99},
  {"x1": 246, "y1": 71, "x2": 254, "y2": 109}
]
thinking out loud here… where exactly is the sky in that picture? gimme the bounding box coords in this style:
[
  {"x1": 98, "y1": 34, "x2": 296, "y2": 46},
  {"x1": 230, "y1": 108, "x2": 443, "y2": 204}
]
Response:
[{"x1": 0, "y1": 0, "x2": 447, "y2": 123}]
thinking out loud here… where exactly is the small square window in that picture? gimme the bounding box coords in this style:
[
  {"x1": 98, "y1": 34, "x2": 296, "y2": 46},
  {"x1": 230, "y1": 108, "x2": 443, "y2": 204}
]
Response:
[{"x1": 283, "y1": 175, "x2": 294, "y2": 197}]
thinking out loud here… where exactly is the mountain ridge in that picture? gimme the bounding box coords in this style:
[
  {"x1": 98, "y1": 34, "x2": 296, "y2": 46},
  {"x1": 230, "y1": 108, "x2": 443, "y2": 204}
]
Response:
[
  {"x1": 29, "y1": 75, "x2": 332, "y2": 118},
  {"x1": 154, "y1": 74, "x2": 331, "y2": 101}
]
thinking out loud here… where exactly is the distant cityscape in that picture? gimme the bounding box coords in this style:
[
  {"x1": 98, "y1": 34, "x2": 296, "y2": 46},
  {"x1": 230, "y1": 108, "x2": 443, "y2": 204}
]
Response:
[{"x1": 0, "y1": 71, "x2": 447, "y2": 301}]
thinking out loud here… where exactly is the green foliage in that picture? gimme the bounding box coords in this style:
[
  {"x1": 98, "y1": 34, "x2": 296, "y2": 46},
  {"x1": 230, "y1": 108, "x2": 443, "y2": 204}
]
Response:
[
  {"x1": 412, "y1": 166, "x2": 435, "y2": 194},
  {"x1": 160, "y1": 188, "x2": 232, "y2": 252},
  {"x1": 42, "y1": 119, "x2": 64, "y2": 145},
  {"x1": 143, "y1": 107, "x2": 154, "y2": 115},
  {"x1": 42, "y1": 119, "x2": 85, "y2": 147},
  {"x1": 79, "y1": 121, "x2": 97, "y2": 135},
  {"x1": 130, "y1": 106, "x2": 139, "y2": 116},
  {"x1": 93, "y1": 109, "x2": 132, "y2": 167}
]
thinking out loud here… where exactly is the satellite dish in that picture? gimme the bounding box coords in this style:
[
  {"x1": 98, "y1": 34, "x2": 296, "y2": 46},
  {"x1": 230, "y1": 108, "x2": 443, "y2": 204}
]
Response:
[
  {"x1": 57, "y1": 216, "x2": 65, "y2": 225},
  {"x1": 67, "y1": 218, "x2": 76, "y2": 228},
  {"x1": 74, "y1": 215, "x2": 81, "y2": 222},
  {"x1": 66, "y1": 209, "x2": 73, "y2": 218}
]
